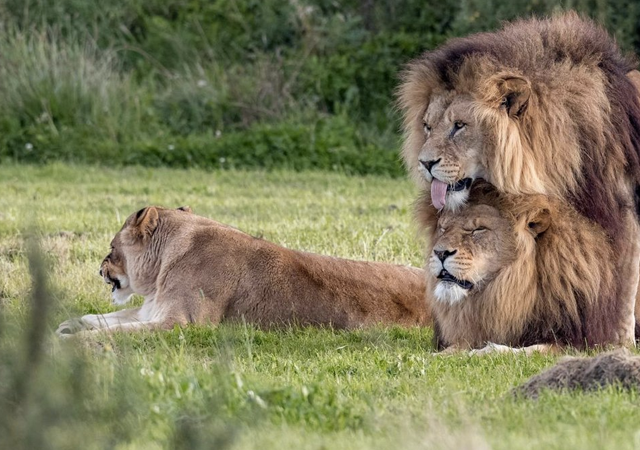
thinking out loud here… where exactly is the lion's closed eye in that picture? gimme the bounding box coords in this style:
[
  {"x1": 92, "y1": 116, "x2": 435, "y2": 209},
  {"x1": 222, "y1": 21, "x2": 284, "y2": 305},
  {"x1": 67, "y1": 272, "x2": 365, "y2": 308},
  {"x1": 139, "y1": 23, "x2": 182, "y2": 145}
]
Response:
[{"x1": 472, "y1": 227, "x2": 487, "y2": 235}]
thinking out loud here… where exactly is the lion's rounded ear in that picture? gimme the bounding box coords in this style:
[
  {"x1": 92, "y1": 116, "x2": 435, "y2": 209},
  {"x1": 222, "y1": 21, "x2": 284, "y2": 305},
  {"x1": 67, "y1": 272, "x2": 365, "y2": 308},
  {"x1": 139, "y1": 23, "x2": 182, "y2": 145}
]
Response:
[
  {"x1": 133, "y1": 206, "x2": 159, "y2": 240},
  {"x1": 498, "y1": 76, "x2": 531, "y2": 118},
  {"x1": 527, "y1": 208, "x2": 551, "y2": 238},
  {"x1": 177, "y1": 206, "x2": 192, "y2": 213}
]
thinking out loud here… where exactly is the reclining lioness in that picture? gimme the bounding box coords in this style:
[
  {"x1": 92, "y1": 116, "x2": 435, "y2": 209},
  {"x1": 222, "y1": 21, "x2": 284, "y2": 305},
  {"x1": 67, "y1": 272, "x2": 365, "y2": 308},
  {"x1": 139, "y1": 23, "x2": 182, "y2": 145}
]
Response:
[{"x1": 57, "y1": 206, "x2": 430, "y2": 335}]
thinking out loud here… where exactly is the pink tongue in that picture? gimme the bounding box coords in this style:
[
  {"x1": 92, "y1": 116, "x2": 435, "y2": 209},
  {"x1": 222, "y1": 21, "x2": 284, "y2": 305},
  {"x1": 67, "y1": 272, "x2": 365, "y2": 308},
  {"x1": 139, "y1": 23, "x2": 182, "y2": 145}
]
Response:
[{"x1": 431, "y1": 179, "x2": 448, "y2": 210}]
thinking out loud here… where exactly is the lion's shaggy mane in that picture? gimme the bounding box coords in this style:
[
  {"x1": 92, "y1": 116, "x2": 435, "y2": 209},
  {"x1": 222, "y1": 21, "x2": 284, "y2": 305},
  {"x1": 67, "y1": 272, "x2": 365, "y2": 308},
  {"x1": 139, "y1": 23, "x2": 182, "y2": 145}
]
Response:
[
  {"x1": 418, "y1": 182, "x2": 619, "y2": 350},
  {"x1": 399, "y1": 12, "x2": 640, "y2": 240},
  {"x1": 400, "y1": 12, "x2": 640, "y2": 343}
]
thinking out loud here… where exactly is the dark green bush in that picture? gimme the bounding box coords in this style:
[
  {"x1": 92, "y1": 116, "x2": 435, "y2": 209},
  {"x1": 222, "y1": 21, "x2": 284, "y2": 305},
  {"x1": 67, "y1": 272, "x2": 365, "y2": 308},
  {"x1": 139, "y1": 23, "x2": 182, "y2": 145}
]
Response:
[
  {"x1": 451, "y1": 0, "x2": 640, "y2": 53},
  {"x1": 1, "y1": 0, "x2": 639, "y2": 175},
  {"x1": 5, "y1": 113, "x2": 404, "y2": 176}
]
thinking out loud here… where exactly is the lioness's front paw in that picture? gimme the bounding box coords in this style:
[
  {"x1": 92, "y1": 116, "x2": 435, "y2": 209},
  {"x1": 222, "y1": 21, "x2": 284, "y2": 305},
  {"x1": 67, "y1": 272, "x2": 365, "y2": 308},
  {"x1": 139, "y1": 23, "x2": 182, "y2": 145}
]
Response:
[
  {"x1": 469, "y1": 342, "x2": 518, "y2": 356},
  {"x1": 56, "y1": 318, "x2": 94, "y2": 337}
]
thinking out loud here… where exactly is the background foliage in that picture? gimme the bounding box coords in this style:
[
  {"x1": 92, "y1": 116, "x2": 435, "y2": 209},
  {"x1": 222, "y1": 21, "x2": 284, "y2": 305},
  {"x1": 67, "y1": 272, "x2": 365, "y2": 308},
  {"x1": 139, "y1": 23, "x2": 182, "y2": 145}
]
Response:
[{"x1": 0, "y1": 0, "x2": 638, "y2": 175}]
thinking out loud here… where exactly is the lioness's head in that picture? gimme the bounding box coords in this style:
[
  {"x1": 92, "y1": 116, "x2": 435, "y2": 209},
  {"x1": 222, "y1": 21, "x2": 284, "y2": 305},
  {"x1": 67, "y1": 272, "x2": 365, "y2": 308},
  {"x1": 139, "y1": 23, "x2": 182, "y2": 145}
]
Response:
[
  {"x1": 416, "y1": 92, "x2": 488, "y2": 211},
  {"x1": 100, "y1": 205, "x2": 192, "y2": 304},
  {"x1": 429, "y1": 193, "x2": 550, "y2": 305}
]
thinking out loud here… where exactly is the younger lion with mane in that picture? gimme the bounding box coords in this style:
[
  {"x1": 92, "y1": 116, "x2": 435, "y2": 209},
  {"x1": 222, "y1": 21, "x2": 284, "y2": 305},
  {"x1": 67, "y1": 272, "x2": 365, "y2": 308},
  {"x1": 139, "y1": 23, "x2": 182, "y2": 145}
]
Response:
[
  {"x1": 419, "y1": 182, "x2": 619, "y2": 354},
  {"x1": 57, "y1": 206, "x2": 430, "y2": 335}
]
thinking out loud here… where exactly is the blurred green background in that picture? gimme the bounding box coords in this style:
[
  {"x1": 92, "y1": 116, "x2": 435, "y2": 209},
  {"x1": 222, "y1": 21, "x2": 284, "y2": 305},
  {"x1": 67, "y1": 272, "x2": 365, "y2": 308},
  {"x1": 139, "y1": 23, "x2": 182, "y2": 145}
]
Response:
[{"x1": 1, "y1": 0, "x2": 638, "y2": 176}]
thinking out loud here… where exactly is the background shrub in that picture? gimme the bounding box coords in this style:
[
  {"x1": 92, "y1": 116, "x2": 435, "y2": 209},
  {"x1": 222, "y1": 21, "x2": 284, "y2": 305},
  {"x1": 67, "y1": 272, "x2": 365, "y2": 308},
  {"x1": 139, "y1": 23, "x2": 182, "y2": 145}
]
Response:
[{"x1": 1, "y1": 0, "x2": 639, "y2": 175}]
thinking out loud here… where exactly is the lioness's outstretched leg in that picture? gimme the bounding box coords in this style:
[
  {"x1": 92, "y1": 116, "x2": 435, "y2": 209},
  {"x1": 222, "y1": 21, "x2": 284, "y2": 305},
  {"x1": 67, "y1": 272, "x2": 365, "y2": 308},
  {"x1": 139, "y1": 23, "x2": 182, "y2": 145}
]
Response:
[{"x1": 56, "y1": 307, "x2": 164, "y2": 336}]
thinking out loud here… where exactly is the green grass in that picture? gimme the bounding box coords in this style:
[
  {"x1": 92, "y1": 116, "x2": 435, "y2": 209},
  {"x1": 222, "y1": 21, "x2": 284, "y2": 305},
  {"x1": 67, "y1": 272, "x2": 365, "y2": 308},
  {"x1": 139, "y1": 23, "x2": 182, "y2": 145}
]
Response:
[{"x1": 1, "y1": 164, "x2": 639, "y2": 450}]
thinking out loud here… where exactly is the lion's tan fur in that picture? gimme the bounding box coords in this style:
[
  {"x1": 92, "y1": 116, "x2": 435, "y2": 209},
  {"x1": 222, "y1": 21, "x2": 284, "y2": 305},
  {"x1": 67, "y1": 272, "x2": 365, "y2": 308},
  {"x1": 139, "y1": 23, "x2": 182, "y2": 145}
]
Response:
[
  {"x1": 466, "y1": 60, "x2": 612, "y2": 198},
  {"x1": 405, "y1": 91, "x2": 488, "y2": 211},
  {"x1": 399, "y1": 12, "x2": 640, "y2": 344},
  {"x1": 57, "y1": 207, "x2": 431, "y2": 335},
  {"x1": 419, "y1": 182, "x2": 617, "y2": 350},
  {"x1": 398, "y1": 13, "x2": 635, "y2": 202}
]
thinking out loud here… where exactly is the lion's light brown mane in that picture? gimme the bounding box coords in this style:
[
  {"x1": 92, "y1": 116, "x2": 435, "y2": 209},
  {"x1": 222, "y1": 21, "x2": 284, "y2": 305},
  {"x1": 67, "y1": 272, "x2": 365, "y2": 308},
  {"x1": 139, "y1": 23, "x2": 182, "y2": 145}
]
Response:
[
  {"x1": 399, "y1": 12, "x2": 640, "y2": 344},
  {"x1": 420, "y1": 182, "x2": 619, "y2": 351}
]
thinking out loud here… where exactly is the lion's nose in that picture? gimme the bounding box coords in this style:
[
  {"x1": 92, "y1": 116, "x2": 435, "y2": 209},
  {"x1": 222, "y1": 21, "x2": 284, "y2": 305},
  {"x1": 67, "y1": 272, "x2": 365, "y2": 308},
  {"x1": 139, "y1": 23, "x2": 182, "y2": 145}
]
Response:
[
  {"x1": 420, "y1": 158, "x2": 441, "y2": 174},
  {"x1": 434, "y1": 249, "x2": 457, "y2": 262}
]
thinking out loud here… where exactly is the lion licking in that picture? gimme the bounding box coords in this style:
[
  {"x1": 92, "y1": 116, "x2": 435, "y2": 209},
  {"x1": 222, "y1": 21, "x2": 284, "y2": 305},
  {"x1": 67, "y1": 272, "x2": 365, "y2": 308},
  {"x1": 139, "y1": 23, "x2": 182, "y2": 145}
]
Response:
[
  {"x1": 56, "y1": 206, "x2": 430, "y2": 336},
  {"x1": 419, "y1": 182, "x2": 622, "y2": 354},
  {"x1": 398, "y1": 12, "x2": 640, "y2": 343}
]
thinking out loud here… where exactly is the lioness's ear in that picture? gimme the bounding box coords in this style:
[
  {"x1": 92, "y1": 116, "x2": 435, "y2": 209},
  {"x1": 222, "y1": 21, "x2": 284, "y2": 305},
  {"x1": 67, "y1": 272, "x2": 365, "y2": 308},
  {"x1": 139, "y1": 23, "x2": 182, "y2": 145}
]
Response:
[
  {"x1": 498, "y1": 76, "x2": 531, "y2": 118},
  {"x1": 177, "y1": 206, "x2": 192, "y2": 213},
  {"x1": 133, "y1": 207, "x2": 159, "y2": 240},
  {"x1": 527, "y1": 208, "x2": 551, "y2": 238}
]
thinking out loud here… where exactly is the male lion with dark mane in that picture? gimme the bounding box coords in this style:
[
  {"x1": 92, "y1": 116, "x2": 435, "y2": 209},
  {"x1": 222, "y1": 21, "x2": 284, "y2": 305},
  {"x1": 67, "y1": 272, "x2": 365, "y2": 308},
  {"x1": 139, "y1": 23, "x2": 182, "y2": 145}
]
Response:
[
  {"x1": 398, "y1": 12, "x2": 640, "y2": 344},
  {"x1": 419, "y1": 182, "x2": 618, "y2": 354},
  {"x1": 57, "y1": 206, "x2": 430, "y2": 335}
]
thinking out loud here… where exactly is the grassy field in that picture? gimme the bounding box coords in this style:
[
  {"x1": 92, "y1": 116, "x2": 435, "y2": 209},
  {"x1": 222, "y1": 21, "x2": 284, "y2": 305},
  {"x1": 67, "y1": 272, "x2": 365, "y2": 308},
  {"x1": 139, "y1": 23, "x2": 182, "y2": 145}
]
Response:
[{"x1": 1, "y1": 164, "x2": 639, "y2": 450}]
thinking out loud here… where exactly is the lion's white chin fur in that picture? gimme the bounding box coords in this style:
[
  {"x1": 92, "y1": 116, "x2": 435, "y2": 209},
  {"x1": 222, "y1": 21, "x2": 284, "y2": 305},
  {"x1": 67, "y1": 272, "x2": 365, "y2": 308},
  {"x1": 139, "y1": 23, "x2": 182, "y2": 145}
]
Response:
[
  {"x1": 434, "y1": 282, "x2": 469, "y2": 305},
  {"x1": 444, "y1": 189, "x2": 469, "y2": 212},
  {"x1": 111, "y1": 275, "x2": 134, "y2": 305}
]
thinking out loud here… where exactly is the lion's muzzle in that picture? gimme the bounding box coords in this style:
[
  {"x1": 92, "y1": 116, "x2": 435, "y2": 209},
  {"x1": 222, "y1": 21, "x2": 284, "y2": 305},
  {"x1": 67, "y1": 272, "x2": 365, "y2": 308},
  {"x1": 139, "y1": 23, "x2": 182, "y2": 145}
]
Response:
[{"x1": 437, "y1": 269, "x2": 474, "y2": 290}]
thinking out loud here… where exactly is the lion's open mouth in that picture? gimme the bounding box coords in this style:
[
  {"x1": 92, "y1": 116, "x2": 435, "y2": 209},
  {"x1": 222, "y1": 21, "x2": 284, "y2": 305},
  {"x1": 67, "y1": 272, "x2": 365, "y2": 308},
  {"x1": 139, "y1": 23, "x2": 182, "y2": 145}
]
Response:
[
  {"x1": 107, "y1": 277, "x2": 121, "y2": 292},
  {"x1": 431, "y1": 178, "x2": 473, "y2": 209},
  {"x1": 448, "y1": 178, "x2": 473, "y2": 192},
  {"x1": 437, "y1": 269, "x2": 473, "y2": 290}
]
